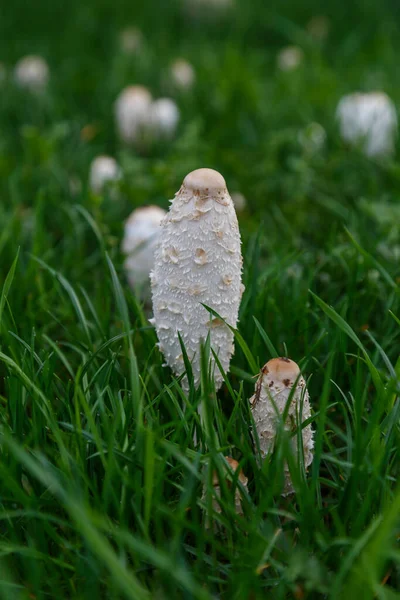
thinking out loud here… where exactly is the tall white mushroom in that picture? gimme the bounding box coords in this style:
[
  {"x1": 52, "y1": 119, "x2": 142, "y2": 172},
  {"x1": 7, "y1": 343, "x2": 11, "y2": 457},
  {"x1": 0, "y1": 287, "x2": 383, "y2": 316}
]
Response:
[
  {"x1": 276, "y1": 46, "x2": 304, "y2": 71},
  {"x1": 202, "y1": 457, "x2": 248, "y2": 530},
  {"x1": 89, "y1": 155, "x2": 121, "y2": 195},
  {"x1": 14, "y1": 55, "x2": 49, "y2": 92},
  {"x1": 149, "y1": 98, "x2": 180, "y2": 139},
  {"x1": 114, "y1": 85, "x2": 152, "y2": 145},
  {"x1": 122, "y1": 206, "x2": 166, "y2": 291},
  {"x1": 150, "y1": 168, "x2": 243, "y2": 390},
  {"x1": 170, "y1": 59, "x2": 195, "y2": 91},
  {"x1": 250, "y1": 357, "x2": 314, "y2": 495},
  {"x1": 336, "y1": 92, "x2": 398, "y2": 158}
]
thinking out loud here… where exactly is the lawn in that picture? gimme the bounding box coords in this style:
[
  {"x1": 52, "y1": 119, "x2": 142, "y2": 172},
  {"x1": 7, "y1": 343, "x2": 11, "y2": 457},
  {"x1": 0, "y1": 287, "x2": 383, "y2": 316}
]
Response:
[{"x1": 0, "y1": 0, "x2": 400, "y2": 598}]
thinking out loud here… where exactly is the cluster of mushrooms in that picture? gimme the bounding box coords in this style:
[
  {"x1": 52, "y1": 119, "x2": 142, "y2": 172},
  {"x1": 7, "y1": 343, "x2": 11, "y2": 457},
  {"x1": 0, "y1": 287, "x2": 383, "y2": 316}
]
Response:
[{"x1": 131, "y1": 167, "x2": 315, "y2": 526}]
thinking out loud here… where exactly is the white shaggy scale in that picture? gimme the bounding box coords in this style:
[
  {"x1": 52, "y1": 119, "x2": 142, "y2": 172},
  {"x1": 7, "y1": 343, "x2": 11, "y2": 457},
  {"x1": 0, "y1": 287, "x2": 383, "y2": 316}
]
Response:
[
  {"x1": 151, "y1": 168, "x2": 243, "y2": 390},
  {"x1": 250, "y1": 357, "x2": 314, "y2": 494}
]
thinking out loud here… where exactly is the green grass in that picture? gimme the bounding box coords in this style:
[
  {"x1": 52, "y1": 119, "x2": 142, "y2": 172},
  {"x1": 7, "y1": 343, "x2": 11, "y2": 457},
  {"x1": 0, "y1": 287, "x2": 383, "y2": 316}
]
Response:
[{"x1": 1, "y1": 0, "x2": 400, "y2": 598}]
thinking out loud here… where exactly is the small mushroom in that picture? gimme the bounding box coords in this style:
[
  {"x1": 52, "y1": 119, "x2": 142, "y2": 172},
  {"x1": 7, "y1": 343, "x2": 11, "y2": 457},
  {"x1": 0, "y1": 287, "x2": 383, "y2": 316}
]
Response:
[
  {"x1": 276, "y1": 46, "x2": 304, "y2": 72},
  {"x1": 151, "y1": 168, "x2": 243, "y2": 390},
  {"x1": 202, "y1": 456, "x2": 248, "y2": 530},
  {"x1": 231, "y1": 192, "x2": 247, "y2": 213},
  {"x1": 170, "y1": 59, "x2": 195, "y2": 91},
  {"x1": 122, "y1": 205, "x2": 166, "y2": 291},
  {"x1": 250, "y1": 357, "x2": 314, "y2": 495},
  {"x1": 14, "y1": 55, "x2": 49, "y2": 92},
  {"x1": 149, "y1": 98, "x2": 180, "y2": 139},
  {"x1": 336, "y1": 91, "x2": 398, "y2": 158},
  {"x1": 89, "y1": 155, "x2": 121, "y2": 195},
  {"x1": 114, "y1": 85, "x2": 152, "y2": 146}
]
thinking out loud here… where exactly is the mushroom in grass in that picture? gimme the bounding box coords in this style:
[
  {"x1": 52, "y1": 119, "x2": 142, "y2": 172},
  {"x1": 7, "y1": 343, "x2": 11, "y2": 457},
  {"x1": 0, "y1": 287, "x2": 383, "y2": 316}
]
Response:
[
  {"x1": 14, "y1": 55, "x2": 49, "y2": 92},
  {"x1": 114, "y1": 85, "x2": 152, "y2": 146},
  {"x1": 202, "y1": 457, "x2": 248, "y2": 529},
  {"x1": 149, "y1": 98, "x2": 180, "y2": 139},
  {"x1": 250, "y1": 357, "x2": 314, "y2": 495},
  {"x1": 231, "y1": 192, "x2": 247, "y2": 213},
  {"x1": 150, "y1": 168, "x2": 243, "y2": 391},
  {"x1": 170, "y1": 59, "x2": 195, "y2": 91},
  {"x1": 122, "y1": 206, "x2": 166, "y2": 292},
  {"x1": 276, "y1": 46, "x2": 304, "y2": 71},
  {"x1": 336, "y1": 92, "x2": 398, "y2": 158},
  {"x1": 89, "y1": 155, "x2": 121, "y2": 195}
]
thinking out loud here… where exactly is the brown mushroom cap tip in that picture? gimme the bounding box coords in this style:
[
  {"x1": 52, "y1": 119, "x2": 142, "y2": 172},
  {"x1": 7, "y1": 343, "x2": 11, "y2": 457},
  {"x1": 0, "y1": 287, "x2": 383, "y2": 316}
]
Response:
[
  {"x1": 263, "y1": 357, "x2": 301, "y2": 381},
  {"x1": 183, "y1": 168, "x2": 226, "y2": 194}
]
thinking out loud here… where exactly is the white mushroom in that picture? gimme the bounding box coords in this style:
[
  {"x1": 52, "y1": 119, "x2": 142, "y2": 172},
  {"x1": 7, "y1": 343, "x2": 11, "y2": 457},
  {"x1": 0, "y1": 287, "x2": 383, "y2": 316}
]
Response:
[
  {"x1": 119, "y1": 27, "x2": 143, "y2": 55},
  {"x1": 276, "y1": 46, "x2": 304, "y2": 72},
  {"x1": 14, "y1": 55, "x2": 49, "y2": 92},
  {"x1": 250, "y1": 357, "x2": 314, "y2": 495},
  {"x1": 151, "y1": 168, "x2": 243, "y2": 390},
  {"x1": 89, "y1": 155, "x2": 121, "y2": 194},
  {"x1": 149, "y1": 98, "x2": 180, "y2": 139},
  {"x1": 170, "y1": 59, "x2": 195, "y2": 91},
  {"x1": 231, "y1": 192, "x2": 247, "y2": 213},
  {"x1": 114, "y1": 85, "x2": 152, "y2": 145},
  {"x1": 336, "y1": 92, "x2": 398, "y2": 158},
  {"x1": 122, "y1": 205, "x2": 166, "y2": 291},
  {"x1": 202, "y1": 457, "x2": 248, "y2": 530}
]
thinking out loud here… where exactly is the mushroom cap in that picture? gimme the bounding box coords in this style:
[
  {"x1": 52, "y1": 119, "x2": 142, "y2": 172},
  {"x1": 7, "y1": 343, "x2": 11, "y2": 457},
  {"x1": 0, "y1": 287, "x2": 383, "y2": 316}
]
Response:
[
  {"x1": 262, "y1": 357, "x2": 301, "y2": 383},
  {"x1": 183, "y1": 168, "x2": 226, "y2": 194},
  {"x1": 122, "y1": 205, "x2": 166, "y2": 255},
  {"x1": 89, "y1": 155, "x2": 121, "y2": 193},
  {"x1": 211, "y1": 457, "x2": 248, "y2": 486},
  {"x1": 170, "y1": 59, "x2": 195, "y2": 89},
  {"x1": 118, "y1": 85, "x2": 152, "y2": 103}
]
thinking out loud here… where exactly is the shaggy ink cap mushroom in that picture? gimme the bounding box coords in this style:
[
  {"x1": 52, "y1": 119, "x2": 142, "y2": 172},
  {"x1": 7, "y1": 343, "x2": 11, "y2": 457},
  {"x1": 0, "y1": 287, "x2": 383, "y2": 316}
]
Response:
[
  {"x1": 262, "y1": 357, "x2": 301, "y2": 385},
  {"x1": 151, "y1": 167, "x2": 243, "y2": 390}
]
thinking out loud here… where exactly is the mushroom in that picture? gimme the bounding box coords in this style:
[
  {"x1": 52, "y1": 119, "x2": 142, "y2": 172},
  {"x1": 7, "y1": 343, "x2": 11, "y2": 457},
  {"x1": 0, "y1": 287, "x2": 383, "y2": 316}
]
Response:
[
  {"x1": 170, "y1": 59, "x2": 195, "y2": 91},
  {"x1": 231, "y1": 192, "x2": 247, "y2": 213},
  {"x1": 202, "y1": 456, "x2": 248, "y2": 529},
  {"x1": 114, "y1": 85, "x2": 152, "y2": 146},
  {"x1": 89, "y1": 155, "x2": 121, "y2": 195},
  {"x1": 335, "y1": 92, "x2": 398, "y2": 158},
  {"x1": 150, "y1": 168, "x2": 243, "y2": 390},
  {"x1": 149, "y1": 98, "x2": 180, "y2": 139},
  {"x1": 276, "y1": 46, "x2": 304, "y2": 71},
  {"x1": 14, "y1": 55, "x2": 49, "y2": 92},
  {"x1": 122, "y1": 205, "x2": 166, "y2": 291},
  {"x1": 250, "y1": 357, "x2": 314, "y2": 495}
]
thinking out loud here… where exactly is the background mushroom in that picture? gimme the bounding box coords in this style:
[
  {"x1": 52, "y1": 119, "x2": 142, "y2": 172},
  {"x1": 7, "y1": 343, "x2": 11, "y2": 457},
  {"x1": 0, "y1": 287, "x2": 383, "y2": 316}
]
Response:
[
  {"x1": 250, "y1": 357, "x2": 314, "y2": 495},
  {"x1": 122, "y1": 205, "x2": 166, "y2": 292},
  {"x1": 14, "y1": 55, "x2": 49, "y2": 92},
  {"x1": 89, "y1": 155, "x2": 121, "y2": 195},
  {"x1": 335, "y1": 91, "x2": 398, "y2": 157},
  {"x1": 114, "y1": 85, "x2": 152, "y2": 146},
  {"x1": 169, "y1": 59, "x2": 195, "y2": 91},
  {"x1": 149, "y1": 98, "x2": 180, "y2": 139},
  {"x1": 150, "y1": 168, "x2": 243, "y2": 391}
]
